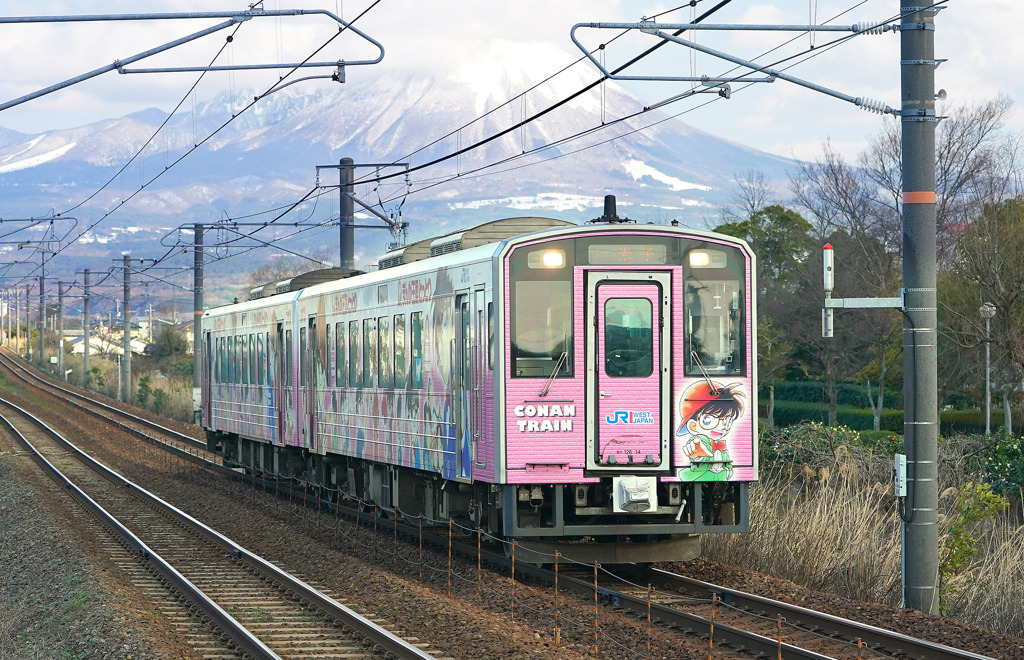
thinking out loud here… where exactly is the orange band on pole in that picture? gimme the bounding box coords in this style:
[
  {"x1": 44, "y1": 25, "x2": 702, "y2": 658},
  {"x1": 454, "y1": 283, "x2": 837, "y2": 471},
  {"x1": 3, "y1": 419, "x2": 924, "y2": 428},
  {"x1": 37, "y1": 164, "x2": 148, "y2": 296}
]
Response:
[{"x1": 903, "y1": 191, "x2": 936, "y2": 204}]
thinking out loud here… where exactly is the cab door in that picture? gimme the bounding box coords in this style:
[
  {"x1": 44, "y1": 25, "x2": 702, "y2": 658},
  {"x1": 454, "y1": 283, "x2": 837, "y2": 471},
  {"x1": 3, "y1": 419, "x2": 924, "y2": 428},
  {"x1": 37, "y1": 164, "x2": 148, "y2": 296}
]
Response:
[{"x1": 585, "y1": 271, "x2": 671, "y2": 473}]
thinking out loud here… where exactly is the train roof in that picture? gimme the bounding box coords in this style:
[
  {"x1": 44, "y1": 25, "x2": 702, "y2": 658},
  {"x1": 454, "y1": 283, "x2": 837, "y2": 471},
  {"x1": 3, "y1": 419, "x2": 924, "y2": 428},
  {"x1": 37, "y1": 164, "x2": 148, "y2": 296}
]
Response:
[
  {"x1": 377, "y1": 216, "x2": 573, "y2": 270},
  {"x1": 248, "y1": 267, "x2": 363, "y2": 300}
]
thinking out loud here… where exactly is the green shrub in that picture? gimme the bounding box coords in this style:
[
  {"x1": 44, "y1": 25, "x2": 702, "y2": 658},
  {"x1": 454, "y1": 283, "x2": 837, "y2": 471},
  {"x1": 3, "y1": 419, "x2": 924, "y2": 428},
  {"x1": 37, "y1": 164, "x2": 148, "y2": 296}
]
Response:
[
  {"x1": 136, "y1": 375, "x2": 152, "y2": 406},
  {"x1": 939, "y1": 482, "x2": 1009, "y2": 613},
  {"x1": 984, "y1": 435, "x2": 1024, "y2": 499},
  {"x1": 762, "y1": 380, "x2": 903, "y2": 408},
  {"x1": 764, "y1": 400, "x2": 903, "y2": 433}
]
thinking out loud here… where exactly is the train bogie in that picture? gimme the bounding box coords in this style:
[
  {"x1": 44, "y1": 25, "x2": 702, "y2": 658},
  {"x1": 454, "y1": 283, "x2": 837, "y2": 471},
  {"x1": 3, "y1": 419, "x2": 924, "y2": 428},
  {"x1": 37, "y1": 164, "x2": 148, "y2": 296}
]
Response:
[{"x1": 200, "y1": 213, "x2": 757, "y2": 564}]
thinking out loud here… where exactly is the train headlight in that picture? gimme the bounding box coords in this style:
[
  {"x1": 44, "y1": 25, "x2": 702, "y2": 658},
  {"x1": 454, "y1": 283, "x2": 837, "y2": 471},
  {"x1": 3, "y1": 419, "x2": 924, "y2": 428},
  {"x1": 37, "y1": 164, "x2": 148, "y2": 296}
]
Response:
[
  {"x1": 688, "y1": 249, "x2": 727, "y2": 268},
  {"x1": 528, "y1": 249, "x2": 566, "y2": 269}
]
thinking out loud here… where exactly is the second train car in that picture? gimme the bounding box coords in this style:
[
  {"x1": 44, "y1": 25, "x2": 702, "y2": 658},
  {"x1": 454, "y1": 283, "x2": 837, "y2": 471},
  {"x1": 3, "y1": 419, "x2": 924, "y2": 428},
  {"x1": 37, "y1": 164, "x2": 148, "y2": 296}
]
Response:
[{"x1": 200, "y1": 209, "x2": 757, "y2": 563}]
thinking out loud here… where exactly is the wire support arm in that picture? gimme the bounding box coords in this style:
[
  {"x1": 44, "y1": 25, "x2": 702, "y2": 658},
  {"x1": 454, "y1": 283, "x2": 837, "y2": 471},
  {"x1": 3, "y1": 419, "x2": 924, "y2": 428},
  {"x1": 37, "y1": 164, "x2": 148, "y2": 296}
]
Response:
[
  {"x1": 0, "y1": 8, "x2": 383, "y2": 111},
  {"x1": 570, "y1": 22, "x2": 896, "y2": 114}
]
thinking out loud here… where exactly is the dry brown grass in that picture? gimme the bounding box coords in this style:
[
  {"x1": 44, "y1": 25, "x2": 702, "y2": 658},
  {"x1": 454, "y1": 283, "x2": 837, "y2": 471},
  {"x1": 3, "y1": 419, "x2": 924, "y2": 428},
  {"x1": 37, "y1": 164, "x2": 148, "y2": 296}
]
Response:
[
  {"x1": 703, "y1": 452, "x2": 903, "y2": 605},
  {"x1": 703, "y1": 425, "x2": 1024, "y2": 636}
]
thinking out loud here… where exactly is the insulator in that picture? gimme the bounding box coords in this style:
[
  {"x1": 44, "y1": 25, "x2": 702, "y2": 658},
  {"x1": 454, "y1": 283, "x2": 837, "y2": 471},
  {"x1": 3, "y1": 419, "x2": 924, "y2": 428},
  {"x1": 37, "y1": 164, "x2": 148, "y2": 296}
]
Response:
[
  {"x1": 852, "y1": 21, "x2": 888, "y2": 35},
  {"x1": 855, "y1": 97, "x2": 890, "y2": 114}
]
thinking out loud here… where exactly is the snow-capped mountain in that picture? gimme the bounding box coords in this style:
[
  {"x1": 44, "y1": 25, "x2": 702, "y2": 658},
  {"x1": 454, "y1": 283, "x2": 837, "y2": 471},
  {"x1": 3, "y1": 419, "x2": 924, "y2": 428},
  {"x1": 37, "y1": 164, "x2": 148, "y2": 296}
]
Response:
[{"x1": 0, "y1": 43, "x2": 795, "y2": 273}]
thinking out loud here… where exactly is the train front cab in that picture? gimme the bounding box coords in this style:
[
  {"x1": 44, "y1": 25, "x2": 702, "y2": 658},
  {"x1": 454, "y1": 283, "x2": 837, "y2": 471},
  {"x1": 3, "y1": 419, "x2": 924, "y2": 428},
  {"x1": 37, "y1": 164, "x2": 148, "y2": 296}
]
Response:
[{"x1": 499, "y1": 227, "x2": 755, "y2": 563}]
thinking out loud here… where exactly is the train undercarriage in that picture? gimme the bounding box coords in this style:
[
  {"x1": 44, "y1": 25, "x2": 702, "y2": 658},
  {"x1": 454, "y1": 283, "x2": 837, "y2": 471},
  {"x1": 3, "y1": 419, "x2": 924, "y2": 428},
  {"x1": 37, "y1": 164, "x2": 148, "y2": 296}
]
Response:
[{"x1": 207, "y1": 430, "x2": 749, "y2": 564}]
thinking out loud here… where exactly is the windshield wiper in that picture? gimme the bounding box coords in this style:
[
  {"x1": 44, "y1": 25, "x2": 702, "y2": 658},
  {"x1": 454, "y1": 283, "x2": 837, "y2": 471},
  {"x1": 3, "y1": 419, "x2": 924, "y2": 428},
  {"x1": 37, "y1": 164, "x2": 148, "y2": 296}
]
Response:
[{"x1": 690, "y1": 351, "x2": 719, "y2": 395}]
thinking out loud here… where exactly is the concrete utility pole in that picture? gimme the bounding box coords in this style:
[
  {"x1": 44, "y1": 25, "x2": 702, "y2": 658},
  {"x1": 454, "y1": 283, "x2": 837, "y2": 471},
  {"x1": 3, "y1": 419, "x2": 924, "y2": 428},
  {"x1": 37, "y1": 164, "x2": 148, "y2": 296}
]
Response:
[
  {"x1": 38, "y1": 275, "x2": 45, "y2": 366},
  {"x1": 340, "y1": 157, "x2": 355, "y2": 270},
  {"x1": 123, "y1": 254, "x2": 131, "y2": 403},
  {"x1": 83, "y1": 269, "x2": 91, "y2": 389},
  {"x1": 21, "y1": 285, "x2": 29, "y2": 357},
  {"x1": 193, "y1": 224, "x2": 203, "y2": 401},
  {"x1": 57, "y1": 281, "x2": 64, "y2": 378},
  {"x1": 900, "y1": 3, "x2": 939, "y2": 614}
]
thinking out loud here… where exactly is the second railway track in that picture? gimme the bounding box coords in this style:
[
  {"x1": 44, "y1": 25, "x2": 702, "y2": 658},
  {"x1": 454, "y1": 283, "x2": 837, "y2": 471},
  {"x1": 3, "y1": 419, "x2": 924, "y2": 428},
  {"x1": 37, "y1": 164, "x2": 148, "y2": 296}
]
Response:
[{"x1": 0, "y1": 394, "x2": 439, "y2": 660}]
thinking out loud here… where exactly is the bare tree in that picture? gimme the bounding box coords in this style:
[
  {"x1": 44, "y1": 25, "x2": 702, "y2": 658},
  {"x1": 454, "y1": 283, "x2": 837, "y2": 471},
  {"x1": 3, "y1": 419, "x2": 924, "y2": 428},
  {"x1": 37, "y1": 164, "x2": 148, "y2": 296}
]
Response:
[
  {"x1": 721, "y1": 169, "x2": 777, "y2": 223},
  {"x1": 858, "y1": 95, "x2": 1019, "y2": 260},
  {"x1": 240, "y1": 248, "x2": 336, "y2": 300},
  {"x1": 940, "y1": 197, "x2": 1024, "y2": 431}
]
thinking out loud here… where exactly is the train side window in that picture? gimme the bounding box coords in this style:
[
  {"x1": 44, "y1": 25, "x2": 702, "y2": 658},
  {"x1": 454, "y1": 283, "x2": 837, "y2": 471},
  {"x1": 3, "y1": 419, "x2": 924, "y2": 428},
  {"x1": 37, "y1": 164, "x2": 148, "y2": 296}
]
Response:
[
  {"x1": 410, "y1": 311, "x2": 423, "y2": 389},
  {"x1": 336, "y1": 323, "x2": 346, "y2": 387},
  {"x1": 325, "y1": 324, "x2": 333, "y2": 387},
  {"x1": 214, "y1": 337, "x2": 221, "y2": 383},
  {"x1": 286, "y1": 330, "x2": 293, "y2": 386},
  {"x1": 299, "y1": 327, "x2": 307, "y2": 386},
  {"x1": 249, "y1": 334, "x2": 256, "y2": 385},
  {"x1": 257, "y1": 333, "x2": 265, "y2": 386},
  {"x1": 349, "y1": 320, "x2": 359, "y2": 387},
  {"x1": 487, "y1": 302, "x2": 494, "y2": 370},
  {"x1": 378, "y1": 316, "x2": 392, "y2": 388},
  {"x1": 363, "y1": 318, "x2": 377, "y2": 388},
  {"x1": 393, "y1": 314, "x2": 406, "y2": 387},
  {"x1": 241, "y1": 334, "x2": 248, "y2": 385},
  {"x1": 230, "y1": 336, "x2": 237, "y2": 384}
]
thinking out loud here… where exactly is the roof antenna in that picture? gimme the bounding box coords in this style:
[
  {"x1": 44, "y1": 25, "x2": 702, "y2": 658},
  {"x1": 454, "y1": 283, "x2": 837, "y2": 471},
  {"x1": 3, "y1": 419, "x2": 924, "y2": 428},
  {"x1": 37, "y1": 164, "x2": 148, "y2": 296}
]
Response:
[{"x1": 590, "y1": 194, "x2": 633, "y2": 223}]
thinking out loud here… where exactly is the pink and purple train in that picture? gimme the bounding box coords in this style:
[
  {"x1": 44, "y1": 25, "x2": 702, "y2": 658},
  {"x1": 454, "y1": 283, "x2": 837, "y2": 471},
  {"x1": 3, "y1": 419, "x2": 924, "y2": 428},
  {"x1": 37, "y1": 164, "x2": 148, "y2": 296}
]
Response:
[{"x1": 199, "y1": 210, "x2": 757, "y2": 563}]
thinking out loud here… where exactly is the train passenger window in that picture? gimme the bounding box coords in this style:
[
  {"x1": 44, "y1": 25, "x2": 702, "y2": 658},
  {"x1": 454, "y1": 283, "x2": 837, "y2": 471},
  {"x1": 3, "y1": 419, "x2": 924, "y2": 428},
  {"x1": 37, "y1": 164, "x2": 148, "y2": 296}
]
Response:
[
  {"x1": 215, "y1": 338, "x2": 221, "y2": 383},
  {"x1": 685, "y1": 244, "x2": 745, "y2": 376},
  {"x1": 487, "y1": 303, "x2": 494, "y2": 370},
  {"x1": 336, "y1": 323, "x2": 346, "y2": 387},
  {"x1": 325, "y1": 324, "x2": 333, "y2": 387},
  {"x1": 286, "y1": 330, "x2": 293, "y2": 386},
  {"x1": 394, "y1": 314, "x2": 406, "y2": 387},
  {"x1": 349, "y1": 321, "x2": 359, "y2": 387},
  {"x1": 242, "y1": 335, "x2": 249, "y2": 385},
  {"x1": 604, "y1": 298, "x2": 653, "y2": 378},
  {"x1": 363, "y1": 318, "x2": 377, "y2": 388},
  {"x1": 299, "y1": 327, "x2": 307, "y2": 386},
  {"x1": 229, "y1": 336, "x2": 236, "y2": 384},
  {"x1": 378, "y1": 316, "x2": 392, "y2": 388},
  {"x1": 257, "y1": 334, "x2": 265, "y2": 386},
  {"x1": 410, "y1": 311, "x2": 423, "y2": 389},
  {"x1": 249, "y1": 334, "x2": 256, "y2": 385}
]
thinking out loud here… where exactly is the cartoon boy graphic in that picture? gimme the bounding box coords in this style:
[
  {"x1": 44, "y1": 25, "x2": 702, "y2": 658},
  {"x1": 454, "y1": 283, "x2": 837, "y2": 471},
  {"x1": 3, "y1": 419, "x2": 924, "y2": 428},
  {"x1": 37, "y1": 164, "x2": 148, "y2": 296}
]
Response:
[{"x1": 676, "y1": 381, "x2": 744, "y2": 482}]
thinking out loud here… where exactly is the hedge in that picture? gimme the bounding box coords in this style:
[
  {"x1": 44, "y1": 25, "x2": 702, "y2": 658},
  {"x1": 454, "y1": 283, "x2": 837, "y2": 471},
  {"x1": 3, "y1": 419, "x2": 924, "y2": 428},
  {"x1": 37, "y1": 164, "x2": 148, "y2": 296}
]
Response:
[
  {"x1": 763, "y1": 400, "x2": 903, "y2": 433},
  {"x1": 761, "y1": 400, "x2": 1017, "y2": 436},
  {"x1": 760, "y1": 380, "x2": 903, "y2": 409}
]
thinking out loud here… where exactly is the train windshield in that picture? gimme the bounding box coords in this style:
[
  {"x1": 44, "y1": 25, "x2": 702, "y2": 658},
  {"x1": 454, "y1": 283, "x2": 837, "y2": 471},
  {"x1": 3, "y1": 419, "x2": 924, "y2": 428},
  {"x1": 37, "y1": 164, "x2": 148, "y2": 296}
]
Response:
[
  {"x1": 509, "y1": 240, "x2": 574, "y2": 378},
  {"x1": 684, "y1": 244, "x2": 746, "y2": 376}
]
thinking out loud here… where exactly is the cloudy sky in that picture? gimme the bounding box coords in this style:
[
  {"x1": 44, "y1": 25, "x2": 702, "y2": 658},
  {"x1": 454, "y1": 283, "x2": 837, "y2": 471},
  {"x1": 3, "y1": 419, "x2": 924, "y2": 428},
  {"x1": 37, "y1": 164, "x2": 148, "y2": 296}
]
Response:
[{"x1": 0, "y1": 0, "x2": 1018, "y2": 163}]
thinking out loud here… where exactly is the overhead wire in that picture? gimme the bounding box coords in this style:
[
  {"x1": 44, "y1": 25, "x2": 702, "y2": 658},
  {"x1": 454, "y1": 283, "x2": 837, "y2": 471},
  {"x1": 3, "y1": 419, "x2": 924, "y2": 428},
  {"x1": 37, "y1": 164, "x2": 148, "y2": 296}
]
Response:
[
  {"x1": 371, "y1": 0, "x2": 921, "y2": 205},
  {"x1": 7, "y1": 0, "x2": 382, "y2": 291}
]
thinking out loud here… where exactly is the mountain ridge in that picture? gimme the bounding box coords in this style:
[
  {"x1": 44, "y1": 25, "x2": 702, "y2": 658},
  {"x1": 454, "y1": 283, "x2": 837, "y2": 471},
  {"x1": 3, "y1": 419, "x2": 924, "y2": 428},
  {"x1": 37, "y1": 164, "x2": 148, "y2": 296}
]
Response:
[{"x1": 0, "y1": 53, "x2": 796, "y2": 282}]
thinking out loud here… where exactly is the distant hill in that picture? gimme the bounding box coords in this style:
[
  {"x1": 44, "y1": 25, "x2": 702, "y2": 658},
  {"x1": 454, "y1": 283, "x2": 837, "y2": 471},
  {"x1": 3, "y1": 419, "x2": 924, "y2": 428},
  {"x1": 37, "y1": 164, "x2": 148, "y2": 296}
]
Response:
[{"x1": 0, "y1": 44, "x2": 795, "y2": 301}]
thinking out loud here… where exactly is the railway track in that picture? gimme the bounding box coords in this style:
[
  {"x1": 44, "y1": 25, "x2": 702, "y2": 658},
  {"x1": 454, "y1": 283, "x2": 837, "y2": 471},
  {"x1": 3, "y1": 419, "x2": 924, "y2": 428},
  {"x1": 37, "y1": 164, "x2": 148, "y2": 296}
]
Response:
[
  {"x1": 0, "y1": 351, "x2": 1002, "y2": 659},
  {"x1": 0, "y1": 392, "x2": 439, "y2": 660}
]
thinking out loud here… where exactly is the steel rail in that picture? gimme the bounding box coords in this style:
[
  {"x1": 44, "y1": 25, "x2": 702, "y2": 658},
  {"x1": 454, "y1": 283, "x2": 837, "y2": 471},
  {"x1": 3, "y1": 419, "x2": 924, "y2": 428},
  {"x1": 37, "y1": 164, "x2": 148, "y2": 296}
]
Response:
[
  {"x1": 0, "y1": 348, "x2": 206, "y2": 450},
  {"x1": 0, "y1": 405, "x2": 280, "y2": 660},
  {"x1": 634, "y1": 566, "x2": 996, "y2": 660},
  {"x1": 0, "y1": 394, "x2": 435, "y2": 660}
]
